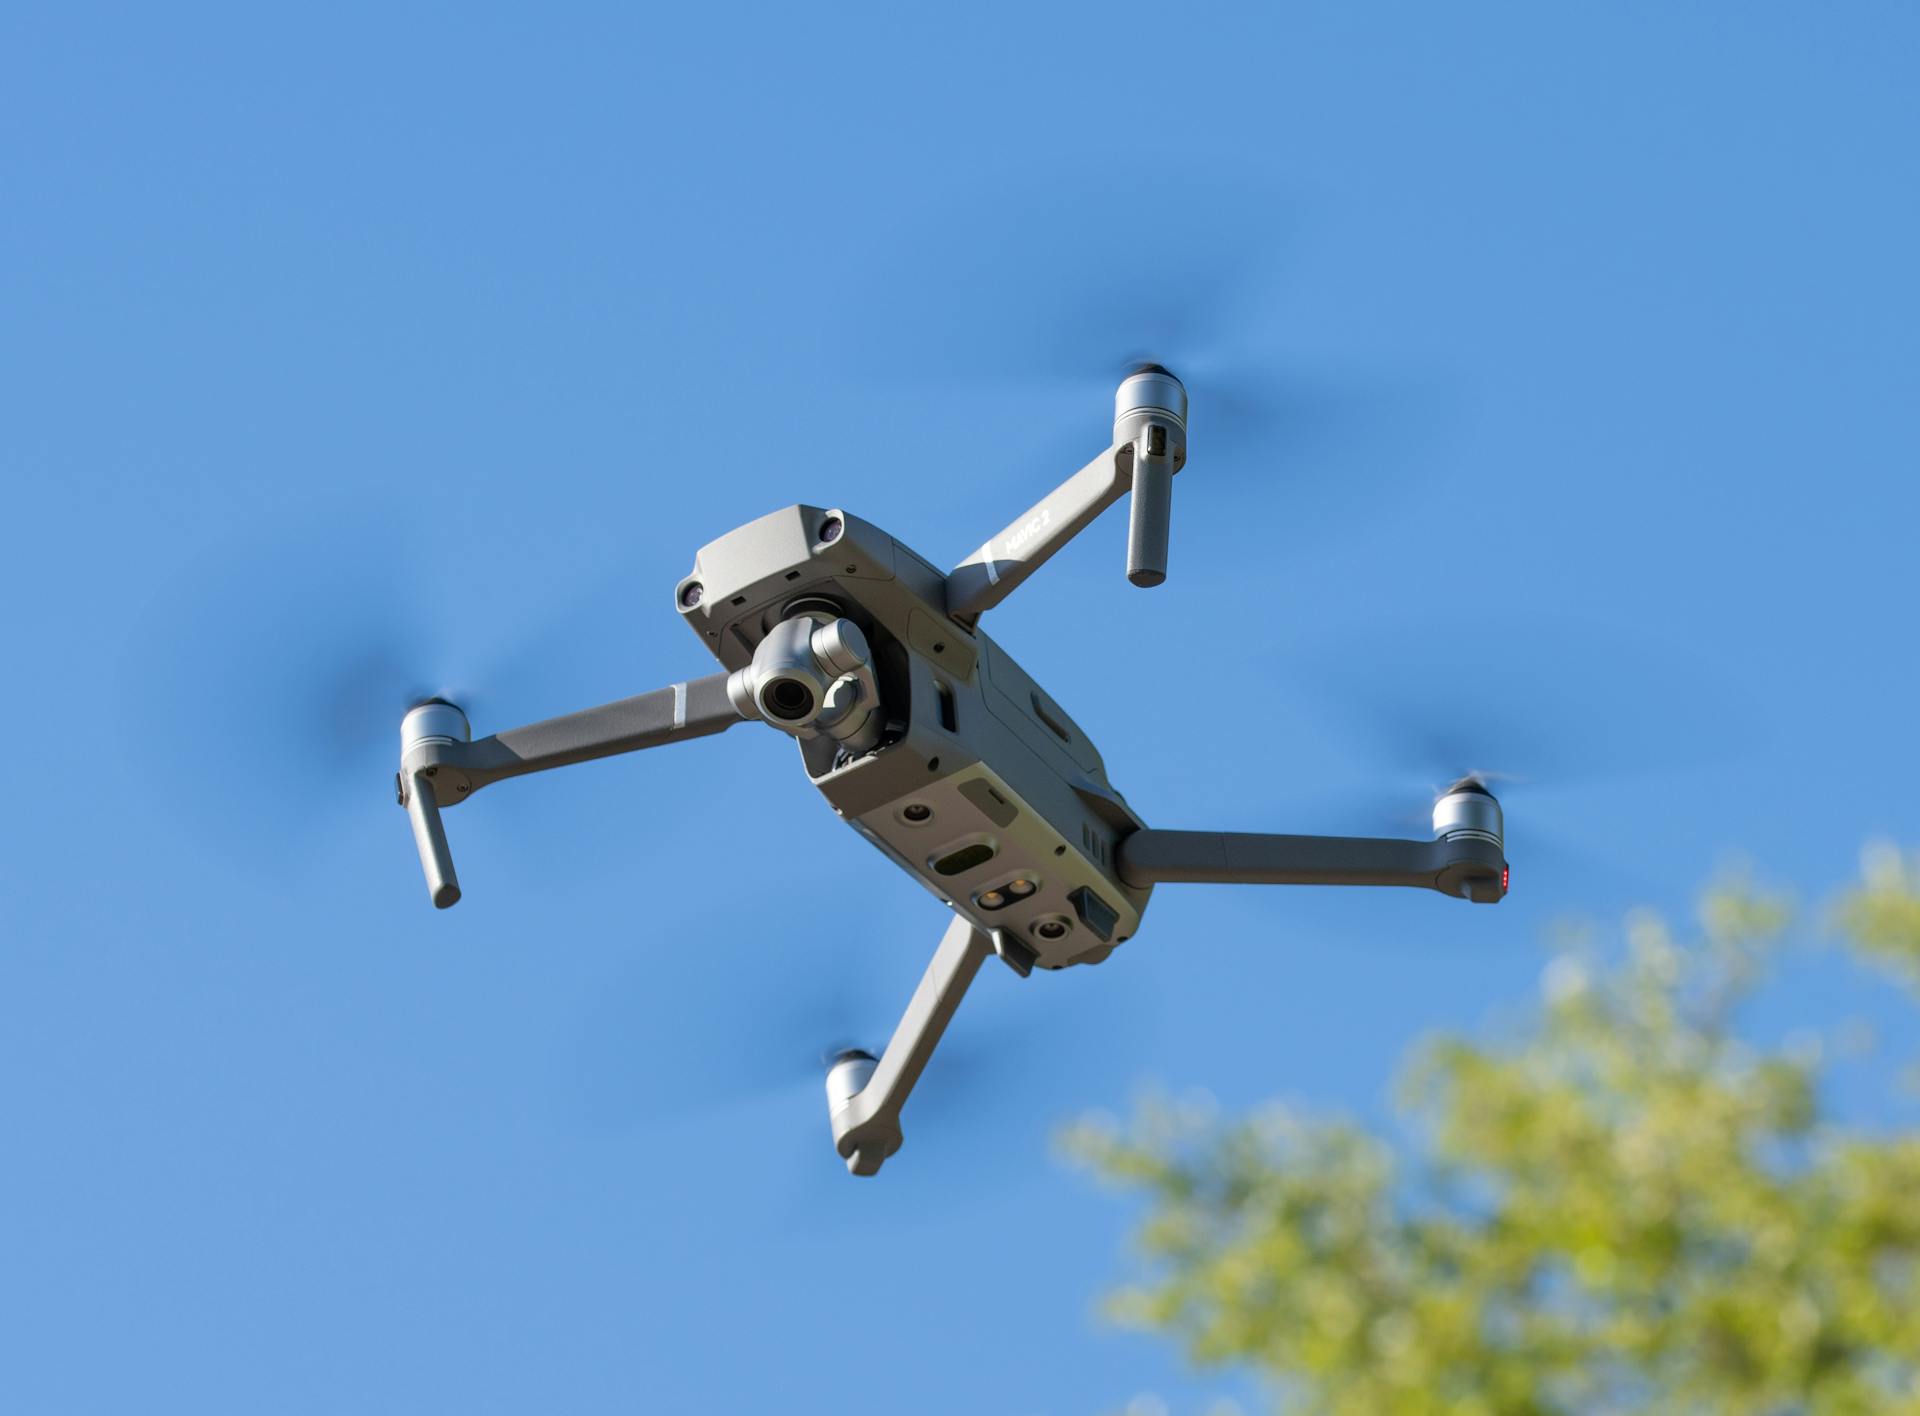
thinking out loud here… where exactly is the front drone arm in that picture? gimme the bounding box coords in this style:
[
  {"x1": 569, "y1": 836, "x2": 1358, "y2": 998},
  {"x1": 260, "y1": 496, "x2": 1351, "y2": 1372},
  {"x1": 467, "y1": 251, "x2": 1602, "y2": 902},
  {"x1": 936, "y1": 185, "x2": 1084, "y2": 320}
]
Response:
[
  {"x1": 397, "y1": 673, "x2": 745, "y2": 908},
  {"x1": 443, "y1": 674, "x2": 742, "y2": 790},
  {"x1": 827, "y1": 914, "x2": 996, "y2": 1177}
]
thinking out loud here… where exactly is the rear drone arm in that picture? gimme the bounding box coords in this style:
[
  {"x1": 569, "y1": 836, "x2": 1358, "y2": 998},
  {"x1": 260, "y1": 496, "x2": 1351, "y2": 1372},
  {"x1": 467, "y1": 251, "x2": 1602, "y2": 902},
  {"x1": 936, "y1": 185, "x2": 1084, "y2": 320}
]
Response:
[
  {"x1": 1116, "y1": 782, "x2": 1512, "y2": 904},
  {"x1": 826, "y1": 914, "x2": 997, "y2": 1176},
  {"x1": 1116, "y1": 830, "x2": 1507, "y2": 903},
  {"x1": 396, "y1": 673, "x2": 745, "y2": 908},
  {"x1": 946, "y1": 367, "x2": 1187, "y2": 622}
]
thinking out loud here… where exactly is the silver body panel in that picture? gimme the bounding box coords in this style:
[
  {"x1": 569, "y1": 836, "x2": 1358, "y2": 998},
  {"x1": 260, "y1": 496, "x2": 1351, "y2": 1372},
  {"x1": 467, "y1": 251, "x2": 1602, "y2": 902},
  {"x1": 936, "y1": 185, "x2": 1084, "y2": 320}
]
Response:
[{"x1": 674, "y1": 504, "x2": 1148, "y2": 970}]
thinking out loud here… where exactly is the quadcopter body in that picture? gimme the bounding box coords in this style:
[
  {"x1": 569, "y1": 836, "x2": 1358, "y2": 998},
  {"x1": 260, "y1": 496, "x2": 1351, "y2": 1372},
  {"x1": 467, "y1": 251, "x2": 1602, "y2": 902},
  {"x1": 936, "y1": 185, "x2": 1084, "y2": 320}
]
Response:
[
  {"x1": 672, "y1": 501, "x2": 1149, "y2": 975},
  {"x1": 396, "y1": 367, "x2": 1507, "y2": 1175}
]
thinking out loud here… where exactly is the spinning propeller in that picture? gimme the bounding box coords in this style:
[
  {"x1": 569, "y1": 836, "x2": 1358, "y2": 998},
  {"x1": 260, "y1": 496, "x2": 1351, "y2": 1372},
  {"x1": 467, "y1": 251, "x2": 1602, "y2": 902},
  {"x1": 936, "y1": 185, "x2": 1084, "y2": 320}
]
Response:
[
  {"x1": 1273, "y1": 612, "x2": 1756, "y2": 893},
  {"x1": 129, "y1": 517, "x2": 622, "y2": 879},
  {"x1": 837, "y1": 171, "x2": 1413, "y2": 590}
]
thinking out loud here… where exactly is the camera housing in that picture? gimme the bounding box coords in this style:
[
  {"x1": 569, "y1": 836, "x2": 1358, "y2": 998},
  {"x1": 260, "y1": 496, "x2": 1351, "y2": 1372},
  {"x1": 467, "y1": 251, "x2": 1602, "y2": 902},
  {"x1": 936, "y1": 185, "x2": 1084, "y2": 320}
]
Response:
[{"x1": 726, "y1": 611, "x2": 882, "y2": 753}]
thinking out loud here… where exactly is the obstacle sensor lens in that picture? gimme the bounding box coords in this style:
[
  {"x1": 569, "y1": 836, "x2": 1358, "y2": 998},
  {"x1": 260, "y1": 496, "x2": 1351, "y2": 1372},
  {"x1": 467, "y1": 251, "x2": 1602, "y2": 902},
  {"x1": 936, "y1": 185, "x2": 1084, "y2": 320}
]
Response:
[
  {"x1": 678, "y1": 580, "x2": 704, "y2": 609},
  {"x1": 819, "y1": 516, "x2": 844, "y2": 544},
  {"x1": 1005, "y1": 878, "x2": 1036, "y2": 899},
  {"x1": 978, "y1": 889, "x2": 1008, "y2": 910},
  {"x1": 902, "y1": 803, "x2": 932, "y2": 822}
]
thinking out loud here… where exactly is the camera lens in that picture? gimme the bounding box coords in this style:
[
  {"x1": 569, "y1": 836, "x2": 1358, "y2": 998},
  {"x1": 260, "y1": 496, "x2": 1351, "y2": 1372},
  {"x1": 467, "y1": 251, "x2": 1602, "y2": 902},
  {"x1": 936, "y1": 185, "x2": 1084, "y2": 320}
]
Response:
[
  {"x1": 763, "y1": 677, "x2": 816, "y2": 721},
  {"x1": 1035, "y1": 918, "x2": 1069, "y2": 941}
]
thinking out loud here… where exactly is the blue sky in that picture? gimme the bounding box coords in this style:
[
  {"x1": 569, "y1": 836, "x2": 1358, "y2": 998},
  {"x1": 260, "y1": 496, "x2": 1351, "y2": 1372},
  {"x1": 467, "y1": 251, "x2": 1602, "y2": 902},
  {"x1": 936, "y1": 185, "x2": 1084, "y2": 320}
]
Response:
[{"x1": 4, "y1": 4, "x2": 1917, "y2": 1412}]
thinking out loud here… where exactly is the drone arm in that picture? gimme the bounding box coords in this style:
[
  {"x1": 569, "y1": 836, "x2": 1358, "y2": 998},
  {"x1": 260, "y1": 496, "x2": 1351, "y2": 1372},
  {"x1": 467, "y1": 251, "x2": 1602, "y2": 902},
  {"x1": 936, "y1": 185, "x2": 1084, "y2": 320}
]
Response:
[
  {"x1": 423, "y1": 672, "x2": 744, "y2": 794},
  {"x1": 397, "y1": 672, "x2": 744, "y2": 909},
  {"x1": 945, "y1": 445, "x2": 1128, "y2": 622},
  {"x1": 1117, "y1": 829, "x2": 1507, "y2": 903},
  {"x1": 829, "y1": 914, "x2": 996, "y2": 1176}
]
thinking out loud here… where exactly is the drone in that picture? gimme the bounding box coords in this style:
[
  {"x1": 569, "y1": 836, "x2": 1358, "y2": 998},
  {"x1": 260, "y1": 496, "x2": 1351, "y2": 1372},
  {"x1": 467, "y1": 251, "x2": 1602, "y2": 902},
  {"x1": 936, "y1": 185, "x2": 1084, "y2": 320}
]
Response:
[{"x1": 395, "y1": 366, "x2": 1507, "y2": 1176}]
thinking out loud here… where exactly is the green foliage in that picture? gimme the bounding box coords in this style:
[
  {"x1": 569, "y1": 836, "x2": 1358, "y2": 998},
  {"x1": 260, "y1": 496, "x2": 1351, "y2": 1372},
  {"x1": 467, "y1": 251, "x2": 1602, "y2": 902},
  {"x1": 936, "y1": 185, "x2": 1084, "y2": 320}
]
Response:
[
  {"x1": 1839, "y1": 844, "x2": 1920, "y2": 991},
  {"x1": 1063, "y1": 853, "x2": 1920, "y2": 1415}
]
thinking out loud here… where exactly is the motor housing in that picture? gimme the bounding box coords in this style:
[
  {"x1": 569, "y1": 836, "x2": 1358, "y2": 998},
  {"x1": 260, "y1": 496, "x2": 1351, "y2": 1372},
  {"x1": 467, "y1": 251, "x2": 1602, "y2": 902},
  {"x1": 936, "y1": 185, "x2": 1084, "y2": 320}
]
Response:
[
  {"x1": 1431, "y1": 777, "x2": 1504, "y2": 851},
  {"x1": 825, "y1": 1048, "x2": 878, "y2": 1114}
]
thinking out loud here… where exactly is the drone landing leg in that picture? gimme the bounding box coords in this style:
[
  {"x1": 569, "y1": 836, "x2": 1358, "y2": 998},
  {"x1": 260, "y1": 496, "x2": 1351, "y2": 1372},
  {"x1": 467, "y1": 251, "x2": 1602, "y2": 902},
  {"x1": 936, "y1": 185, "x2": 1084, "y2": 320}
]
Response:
[
  {"x1": 1117, "y1": 829, "x2": 1507, "y2": 904},
  {"x1": 403, "y1": 772, "x2": 461, "y2": 908},
  {"x1": 397, "y1": 672, "x2": 745, "y2": 908},
  {"x1": 828, "y1": 914, "x2": 995, "y2": 1176}
]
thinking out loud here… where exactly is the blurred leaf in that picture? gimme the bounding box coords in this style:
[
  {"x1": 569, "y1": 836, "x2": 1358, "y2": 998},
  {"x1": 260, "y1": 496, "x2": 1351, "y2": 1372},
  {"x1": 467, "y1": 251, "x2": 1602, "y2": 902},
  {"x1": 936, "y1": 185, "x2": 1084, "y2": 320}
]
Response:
[{"x1": 1838, "y1": 842, "x2": 1920, "y2": 992}]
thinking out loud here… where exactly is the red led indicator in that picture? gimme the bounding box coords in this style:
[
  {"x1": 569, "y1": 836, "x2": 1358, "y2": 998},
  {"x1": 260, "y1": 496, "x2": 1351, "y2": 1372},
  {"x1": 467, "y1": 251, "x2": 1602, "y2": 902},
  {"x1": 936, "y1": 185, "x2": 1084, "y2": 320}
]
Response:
[{"x1": 1503, "y1": 866, "x2": 1511, "y2": 894}]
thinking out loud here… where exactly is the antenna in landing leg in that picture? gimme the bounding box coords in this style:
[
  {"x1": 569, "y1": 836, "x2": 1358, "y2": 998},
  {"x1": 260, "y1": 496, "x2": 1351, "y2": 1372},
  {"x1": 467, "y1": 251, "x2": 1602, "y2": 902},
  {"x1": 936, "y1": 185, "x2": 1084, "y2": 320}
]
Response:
[{"x1": 1114, "y1": 364, "x2": 1187, "y2": 588}]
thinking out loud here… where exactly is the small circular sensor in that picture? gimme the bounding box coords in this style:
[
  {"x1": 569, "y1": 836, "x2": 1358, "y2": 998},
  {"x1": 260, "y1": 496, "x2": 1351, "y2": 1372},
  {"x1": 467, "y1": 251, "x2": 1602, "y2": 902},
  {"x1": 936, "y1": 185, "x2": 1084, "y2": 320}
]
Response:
[
  {"x1": 678, "y1": 580, "x2": 704, "y2": 609},
  {"x1": 819, "y1": 516, "x2": 844, "y2": 544}
]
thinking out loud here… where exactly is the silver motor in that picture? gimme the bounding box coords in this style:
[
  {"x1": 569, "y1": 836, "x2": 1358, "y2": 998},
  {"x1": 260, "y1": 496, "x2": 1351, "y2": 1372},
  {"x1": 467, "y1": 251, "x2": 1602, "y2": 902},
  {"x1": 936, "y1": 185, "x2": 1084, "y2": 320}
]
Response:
[
  {"x1": 824, "y1": 1048, "x2": 878, "y2": 1115},
  {"x1": 727, "y1": 614, "x2": 883, "y2": 752},
  {"x1": 1432, "y1": 777, "x2": 1504, "y2": 850}
]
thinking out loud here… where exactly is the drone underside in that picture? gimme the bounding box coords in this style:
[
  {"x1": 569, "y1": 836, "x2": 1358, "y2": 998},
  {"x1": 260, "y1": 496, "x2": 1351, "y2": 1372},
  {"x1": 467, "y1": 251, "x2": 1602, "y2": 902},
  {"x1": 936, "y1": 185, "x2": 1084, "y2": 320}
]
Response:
[{"x1": 395, "y1": 366, "x2": 1506, "y2": 1176}]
